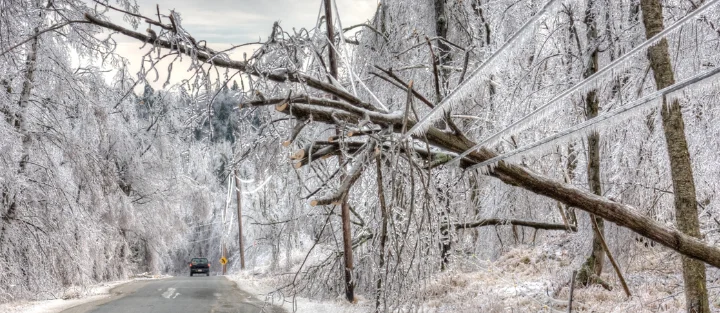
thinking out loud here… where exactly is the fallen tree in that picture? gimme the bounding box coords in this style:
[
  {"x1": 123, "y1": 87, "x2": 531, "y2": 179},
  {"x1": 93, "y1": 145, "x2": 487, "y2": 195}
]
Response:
[{"x1": 82, "y1": 11, "x2": 720, "y2": 269}]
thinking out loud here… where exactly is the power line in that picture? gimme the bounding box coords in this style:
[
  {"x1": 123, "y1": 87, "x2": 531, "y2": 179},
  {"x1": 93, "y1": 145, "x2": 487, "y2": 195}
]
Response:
[
  {"x1": 404, "y1": 0, "x2": 560, "y2": 136},
  {"x1": 467, "y1": 65, "x2": 720, "y2": 171},
  {"x1": 448, "y1": 0, "x2": 720, "y2": 166}
]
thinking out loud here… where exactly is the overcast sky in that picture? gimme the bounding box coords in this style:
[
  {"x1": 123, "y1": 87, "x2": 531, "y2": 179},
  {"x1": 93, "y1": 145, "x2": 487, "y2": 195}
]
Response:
[{"x1": 97, "y1": 0, "x2": 377, "y2": 88}]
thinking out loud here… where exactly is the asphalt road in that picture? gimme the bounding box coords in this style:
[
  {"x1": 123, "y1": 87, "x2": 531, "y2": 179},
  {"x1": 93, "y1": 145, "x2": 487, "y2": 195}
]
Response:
[{"x1": 62, "y1": 276, "x2": 285, "y2": 313}]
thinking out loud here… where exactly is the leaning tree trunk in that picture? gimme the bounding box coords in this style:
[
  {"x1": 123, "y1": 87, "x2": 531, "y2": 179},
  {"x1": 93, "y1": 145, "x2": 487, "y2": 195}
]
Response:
[{"x1": 639, "y1": 0, "x2": 709, "y2": 312}]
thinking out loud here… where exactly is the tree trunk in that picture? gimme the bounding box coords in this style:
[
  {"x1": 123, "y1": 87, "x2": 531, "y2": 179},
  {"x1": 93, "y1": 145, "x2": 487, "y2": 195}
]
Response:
[
  {"x1": 17, "y1": 26, "x2": 39, "y2": 173},
  {"x1": 374, "y1": 155, "x2": 388, "y2": 313},
  {"x1": 324, "y1": 0, "x2": 354, "y2": 303},
  {"x1": 2, "y1": 25, "x2": 39, "y2": 245},
  {"x1": 471, "y1": 0, "x2": 491, "y2": 46},
  {"x1": 339, "y1": 194, "x2": 355, "y2": 302},
  {"x1": 469, "y1": 174, "x2": 481, "y2": 244},
  {"x1": 578, "y1": 1, "x2": 605, "y2": 286},
  {"x1": 433, "y1": 0, "x2": 452, "y2": 82},
  {"x1": 434, "y1": 2, "x2": 455, "y2": 268},
  {"x1": 639, "y1": 1, "x2": 709, "y2": 311},
  {"x1": 439, "y1": 188, "x2": 451, "y2": 271}
]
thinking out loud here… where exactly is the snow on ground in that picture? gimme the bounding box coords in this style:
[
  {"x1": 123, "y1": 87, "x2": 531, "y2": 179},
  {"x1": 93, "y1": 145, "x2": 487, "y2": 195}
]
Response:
[
  {"x1": 229, "y1": 272, "x2": 371, "y2": 313},
  {"x1": 413, "y1": 244, "x2": 720, "y2": 312},
  {"x1": 0, "y1": 273, "x2": 171, "y2": 313},
  {"x1": 231, "y1": 244, "x2": 720, "y2": 313},
  {"x1": 5, "y1": 246, "x2": 719, "y2": 313}
]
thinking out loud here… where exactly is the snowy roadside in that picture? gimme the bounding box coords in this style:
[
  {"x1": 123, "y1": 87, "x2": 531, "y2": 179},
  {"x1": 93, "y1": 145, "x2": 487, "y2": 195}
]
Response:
[
  {"x1": 228, "y1": 244, "x2": 720, "y2": 313},
  {"x1": 410, "y1": 245, "x2": 720, "y2": 312},
  {"x1": 0, "y1": 273, "x2": 172, "y2": 313},
  {"x1": 228, "y1": 272, "x2": 371, "y2": 313}
]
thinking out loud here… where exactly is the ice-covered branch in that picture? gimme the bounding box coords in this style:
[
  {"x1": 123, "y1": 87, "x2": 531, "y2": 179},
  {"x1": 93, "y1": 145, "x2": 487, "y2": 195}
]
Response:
[
  {"x1": 311, "y1": 141, "x2": 376, "y2": 206},
  {"x1": 404, "y1": 0, "x2": 560, "y2": 136},
  {"x1": 83, "y1": 13, "x2": 378, "y2": 111},
  {"x1": 452, "y1": 218, "x2": 576, "y2": 232}
]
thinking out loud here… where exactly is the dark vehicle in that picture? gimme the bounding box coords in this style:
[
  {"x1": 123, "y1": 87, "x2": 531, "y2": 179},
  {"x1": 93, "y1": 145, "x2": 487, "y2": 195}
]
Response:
[{"x1": 188, "y1": 258, "x2": 211, "y2": 276}]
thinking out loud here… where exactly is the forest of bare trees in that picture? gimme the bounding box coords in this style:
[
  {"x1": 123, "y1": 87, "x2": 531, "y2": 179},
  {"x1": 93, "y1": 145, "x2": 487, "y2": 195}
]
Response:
[{"x1": 2, "y1": 0, "x2": 720, "y2": 312}]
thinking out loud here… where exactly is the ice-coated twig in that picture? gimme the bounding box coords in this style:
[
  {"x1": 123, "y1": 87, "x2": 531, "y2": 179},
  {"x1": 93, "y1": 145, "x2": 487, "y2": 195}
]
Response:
[
  {"x1": 327, "y1": 37, "x2": 390, "y2": 112},
  {"x1": 449, "y1": 0, "x2": 720, "y2": 166},
  {"x1": 331, "y1": 0, "x2": 358, "y2": 97},
  {"x1": 404, "y1": 0, "x2": 560, "y2": 137},
  {"x1": 465, "y1": 65, "x2": 720, "y2": 171}
]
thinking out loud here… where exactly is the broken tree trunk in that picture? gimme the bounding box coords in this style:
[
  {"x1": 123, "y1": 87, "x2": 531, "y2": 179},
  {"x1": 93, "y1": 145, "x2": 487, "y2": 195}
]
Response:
[{"x1": 640, "y1": 0, "x2": 709, "y2": 311}]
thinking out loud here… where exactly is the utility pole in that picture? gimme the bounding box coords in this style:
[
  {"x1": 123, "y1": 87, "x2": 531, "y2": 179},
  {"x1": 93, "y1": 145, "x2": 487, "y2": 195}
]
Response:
[
  {"x1": 220, "y1": 172, "x2": 233, "y2": 276},
  {"x1": 323, "y1": 0, "x2": 354, "y2": 303},
  {"x1": 234, "y1": 169, "x2": 245, "y2": 270}
]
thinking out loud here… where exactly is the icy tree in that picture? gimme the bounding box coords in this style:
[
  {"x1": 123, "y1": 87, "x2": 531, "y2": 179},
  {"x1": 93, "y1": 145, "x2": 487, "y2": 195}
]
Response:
[{"x1": 3, "y1": 0, "x2": 720, "y2": 311}]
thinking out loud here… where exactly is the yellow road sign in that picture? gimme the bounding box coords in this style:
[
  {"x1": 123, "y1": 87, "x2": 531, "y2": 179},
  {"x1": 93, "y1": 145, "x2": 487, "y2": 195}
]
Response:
[{"x1": 220, "y1": 257, "x2": 228, "y2": 265}]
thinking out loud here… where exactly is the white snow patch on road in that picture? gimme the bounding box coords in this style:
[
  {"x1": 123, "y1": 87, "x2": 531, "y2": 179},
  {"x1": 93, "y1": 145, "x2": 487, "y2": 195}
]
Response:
[
  {"x1": 161, "y1": 288, "x2": 177, "y2": 299},
  {"x1": 131, "y1": 272, "x2": 174, "y2": 280}
]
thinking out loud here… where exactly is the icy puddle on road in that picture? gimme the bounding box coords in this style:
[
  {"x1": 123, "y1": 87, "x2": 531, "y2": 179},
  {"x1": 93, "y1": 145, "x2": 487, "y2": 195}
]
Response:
[{"x1": 62, "y1": 276, "x2": 284, "y2": 313}]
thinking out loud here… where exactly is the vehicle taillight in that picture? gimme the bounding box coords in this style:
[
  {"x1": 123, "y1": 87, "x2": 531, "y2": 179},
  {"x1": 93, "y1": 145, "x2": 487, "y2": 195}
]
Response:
[{"x1": 208, "y1": 263, "x2": 211, "y2": 267}]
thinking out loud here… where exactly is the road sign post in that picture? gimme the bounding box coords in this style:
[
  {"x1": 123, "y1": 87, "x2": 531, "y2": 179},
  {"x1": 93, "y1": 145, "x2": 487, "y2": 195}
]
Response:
[{"x1": 221, "y1": 244, "x2": 227, "y2": 275}]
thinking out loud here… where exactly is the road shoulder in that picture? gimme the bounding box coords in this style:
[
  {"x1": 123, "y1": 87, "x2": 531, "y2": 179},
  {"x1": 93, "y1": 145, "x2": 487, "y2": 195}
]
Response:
[{"x1": 60, "y1": 279, "x2": 152, "y2": 313}]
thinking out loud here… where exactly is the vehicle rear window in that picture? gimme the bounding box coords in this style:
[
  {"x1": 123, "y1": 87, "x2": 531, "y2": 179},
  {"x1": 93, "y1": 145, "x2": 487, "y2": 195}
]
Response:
[{"x1": 191, "y1": 258, "x2": 208, "y2": 264}]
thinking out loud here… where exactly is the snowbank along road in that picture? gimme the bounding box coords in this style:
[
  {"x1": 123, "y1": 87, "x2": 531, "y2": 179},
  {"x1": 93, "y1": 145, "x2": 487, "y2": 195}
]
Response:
[{"x1": 61, "y1": 276, "x2": 285, "y2": 313}]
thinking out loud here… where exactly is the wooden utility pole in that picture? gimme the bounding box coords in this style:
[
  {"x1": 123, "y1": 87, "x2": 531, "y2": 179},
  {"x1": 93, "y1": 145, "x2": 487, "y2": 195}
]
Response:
[
  {"x1": 221, "y1": 172, "x2": 232, "y2": 276},
  {"x1": 323, "y1": 0, "x2": 354, "y2": 303},
  {"x1": 234, "y1": 170, "x2": 245, "y2": 270},
  {"x1": 324, "y1": 0, "x2": 338, "y2": 79}
]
